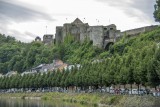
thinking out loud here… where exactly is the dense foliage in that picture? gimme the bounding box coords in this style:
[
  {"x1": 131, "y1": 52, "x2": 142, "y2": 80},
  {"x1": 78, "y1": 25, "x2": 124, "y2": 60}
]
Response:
[
  {"x1": 0, "y1": 27, "x2": 160, "y2": 89},
  {"x1": 0, "y1": 34, "x2": 55, "y2": 73},
  {"x1": 154, "y1": 0, "x2": 160, "y2": 22},
  {"x1": 0, "y1": 34, "x2": 104, "y2": 74}
]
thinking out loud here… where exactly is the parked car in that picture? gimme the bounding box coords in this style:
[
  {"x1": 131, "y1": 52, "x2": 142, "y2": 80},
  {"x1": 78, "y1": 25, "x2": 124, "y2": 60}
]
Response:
[
  {"x1": 120, "y1": 88, "x2": 129, "y2": 94},
  {"x1": 42, "y1": 87, "x2": 50, "y2": 92},
  {"x1": 31, "y1": 88, "x2": 36, "y2": 92},
  {"x1": 152, "y1": 91, "x2": 160, "y2": 97},
  {"x1": 109, "y1": 89, "x2": 115, "y2": 94},
  {"x1": 106, "y1": 87, "x2": 115, "y2": 94},
  {"x1": 129, "y1": 89, "x2": 146, "y2": 95}
]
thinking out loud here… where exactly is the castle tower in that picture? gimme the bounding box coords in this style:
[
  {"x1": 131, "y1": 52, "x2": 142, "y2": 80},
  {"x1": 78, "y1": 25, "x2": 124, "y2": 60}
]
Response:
[
  {"x1": 55, "y1": 18, "x2": 89, "y2": 44},
  {"x1": 43, "y1": 34, "x2": 53, "y2": 45}
]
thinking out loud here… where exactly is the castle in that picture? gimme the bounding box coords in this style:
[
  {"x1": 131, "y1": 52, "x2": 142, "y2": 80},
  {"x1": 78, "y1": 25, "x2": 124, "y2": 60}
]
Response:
[
  {"x1": 55, "y1": 18, "x2": 121, "y2": 49},
  {"x1": 35, "y1": 18, "x2": 158, "y2": 48}
]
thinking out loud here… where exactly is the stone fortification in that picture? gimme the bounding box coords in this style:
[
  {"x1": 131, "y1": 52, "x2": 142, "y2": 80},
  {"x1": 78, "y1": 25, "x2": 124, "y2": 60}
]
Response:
[
  {"x1": 55, "y1": 18, "x2": 121, "y2": 49},
  {"x1": 35, "y1": 18, "x2": 158, "y2": 49},
  {"x1": 121, "y1": 25, "x2": 158, "y2": 37}
]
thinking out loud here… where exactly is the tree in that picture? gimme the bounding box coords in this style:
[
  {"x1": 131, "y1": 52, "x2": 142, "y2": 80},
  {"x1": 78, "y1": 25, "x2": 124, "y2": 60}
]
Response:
[
  {"x1": 154, "y1": 48, "x2": 160, "y2": 79},
  {"x1": 154, "y1": 0, "x2": 160, "y2": 22},
  {"x1": 147, "y1": 58, "x2": 160, "y2": 89}
]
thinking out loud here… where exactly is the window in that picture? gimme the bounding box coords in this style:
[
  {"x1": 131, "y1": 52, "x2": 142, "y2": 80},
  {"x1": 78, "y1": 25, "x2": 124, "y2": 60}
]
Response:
[
  {"x1": 104, "y1": 28, "x2": 107, "y2": 30},
  {"x1": 110, "y1": 28, "x2": 113, "y2": 30}
]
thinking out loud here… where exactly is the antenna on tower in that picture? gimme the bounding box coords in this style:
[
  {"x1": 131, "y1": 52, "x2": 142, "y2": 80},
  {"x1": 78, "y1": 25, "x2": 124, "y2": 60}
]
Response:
[
  {"x1": 46, "y1": 26, "x2": 47, "y2": 34},
  {"x1": 109, "y1": 19, "x2": 111, "y2": 24},
  {"x1": 96, "y1": 19, "x2": 99, "y2": 25},
  {"x1": 83, "y1": 18, "x2": 86, "y2": 23},
  {"x1": 65, "y1": 18, "x2": 68, "y2": 23}
]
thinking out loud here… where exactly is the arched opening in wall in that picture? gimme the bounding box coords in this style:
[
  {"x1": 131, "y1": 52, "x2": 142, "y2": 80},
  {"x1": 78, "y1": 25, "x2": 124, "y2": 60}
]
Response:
[
  {"x1": 54, "y1": 39, "x2": 56, "y2": 44},
  {"x1": 89, "y1": 40, "x2": 93, "y2": 45},
  {"x1": 105, "y1": 42, "x2": 114, "y2": 50},
  {"x1": 127, "y1": 34, "x2": 131, "y2": 37}
]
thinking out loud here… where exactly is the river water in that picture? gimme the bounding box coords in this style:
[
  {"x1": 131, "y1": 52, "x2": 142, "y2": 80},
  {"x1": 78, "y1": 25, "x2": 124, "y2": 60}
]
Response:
[{"x1": 0, "y1": 98, "x2": 91, "y2": 107}]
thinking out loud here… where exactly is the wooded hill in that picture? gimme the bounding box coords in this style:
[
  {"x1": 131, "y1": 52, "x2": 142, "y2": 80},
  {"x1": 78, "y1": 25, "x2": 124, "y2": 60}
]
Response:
[{"x1": 0, "y1": 27, "x2": 160, "y2": 88}]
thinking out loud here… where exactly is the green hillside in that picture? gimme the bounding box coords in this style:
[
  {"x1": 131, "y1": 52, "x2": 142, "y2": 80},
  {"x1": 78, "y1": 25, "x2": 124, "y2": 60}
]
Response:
[
  {"x1": 0, "y1": 33, "x2": 104, "y2": 74},
  {"x1": 0, "y1": 27, "x2": 160, "y2": 78},
  {"x1": 0, "y1": 27, "x2": 160, "y2": 89}
]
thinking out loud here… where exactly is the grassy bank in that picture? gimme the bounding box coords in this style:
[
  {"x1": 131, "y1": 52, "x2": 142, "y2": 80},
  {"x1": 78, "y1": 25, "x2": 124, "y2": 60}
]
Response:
[{"x1": 0, "y1": 92, "x2": 160, "y2": 107}]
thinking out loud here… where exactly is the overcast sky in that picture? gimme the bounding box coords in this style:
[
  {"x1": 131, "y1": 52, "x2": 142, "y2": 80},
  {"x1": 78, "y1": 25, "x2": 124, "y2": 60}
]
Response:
[{"x1": 0, "y1": 0, "x2": 158, "y2": 42}]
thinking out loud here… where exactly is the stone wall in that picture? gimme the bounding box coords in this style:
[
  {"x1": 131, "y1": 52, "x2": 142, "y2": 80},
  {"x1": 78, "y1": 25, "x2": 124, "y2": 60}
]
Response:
[
  {"x1": 58, "y1": 23, "x2": 89, "y2": 42},
  {"x1": 121, "y1": 25, "x2": 158, "y2": 37},
  {"x1": 55, "y1": 26, "x2": 63, "y2": 44},
  {"x1": 88, "y1": 26, "x2": 104, "y2": 48},
  {"x1": 54, "y1": 18, "x2": 158, "y2": 49},
  {"x1": 62, "y1": 24, "x2": 71, "y2": 42},
  {"x1": 55, "y1": 19, "x2": 120, "y2": 49},
  {"x1": 43, "y1": 34, "x2": 53, "y2": 45},
  {"x1": 79, "y1": 24, "x2": 89, "y2": 42},
  {"x1": 33, "y1": 18, "x2": 160, "y2": 48}
]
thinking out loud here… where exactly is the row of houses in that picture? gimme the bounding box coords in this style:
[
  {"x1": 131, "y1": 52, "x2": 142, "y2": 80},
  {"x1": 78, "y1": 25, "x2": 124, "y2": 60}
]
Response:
[{"x1": 0, "y1": 59, "x2": 81, "y2": 77}]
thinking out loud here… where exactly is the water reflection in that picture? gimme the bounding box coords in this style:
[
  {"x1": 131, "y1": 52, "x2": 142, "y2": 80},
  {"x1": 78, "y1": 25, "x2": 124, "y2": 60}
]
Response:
[{"x1": 0, "y1": 98, "x2": 90, "y2": 107}]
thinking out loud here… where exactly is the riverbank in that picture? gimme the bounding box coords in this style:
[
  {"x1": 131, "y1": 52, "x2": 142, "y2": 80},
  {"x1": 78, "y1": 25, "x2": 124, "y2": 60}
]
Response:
[{"x1": 0, "y1": 92, "x2": 160, "y2": 107}]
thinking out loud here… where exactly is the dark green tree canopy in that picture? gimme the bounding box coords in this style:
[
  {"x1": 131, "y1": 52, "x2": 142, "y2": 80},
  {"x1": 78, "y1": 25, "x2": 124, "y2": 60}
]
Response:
[
  {"x1": 0, "y1": 26, "x2": 160, "y2": 90},
  {"x1": 154, "y1": 0, "x2": 160, "y2": 22}
]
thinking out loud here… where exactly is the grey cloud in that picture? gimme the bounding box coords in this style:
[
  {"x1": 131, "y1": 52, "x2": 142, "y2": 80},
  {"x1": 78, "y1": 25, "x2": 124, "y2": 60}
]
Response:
[
  {"x1": 9, "y1": 30, "x2": 35, "y2": 42},
  {"x1": 96, "y1": 0, "x2": 156, "y2": 22},
  {"x1": 24, "y1": 32, "x2": 38, "y2": 38},
  {"x1": 0, "y1": 0, "x2": 54, "y2": 42},
  {"x1": 0, "y1": 0, "x2": 54, "y2": 23}
]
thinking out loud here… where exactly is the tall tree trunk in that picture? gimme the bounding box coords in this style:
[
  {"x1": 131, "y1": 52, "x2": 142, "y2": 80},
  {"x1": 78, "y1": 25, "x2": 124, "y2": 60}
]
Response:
[
  {"x1": 123, "y1": 84, "x2": 126, "y2": 95},
  {"x1": 131, "y1": 84, "x2": 132, "y2": 95},
  {"x1": 138, "y1": 84, "x2": 139, "y2": 95}
]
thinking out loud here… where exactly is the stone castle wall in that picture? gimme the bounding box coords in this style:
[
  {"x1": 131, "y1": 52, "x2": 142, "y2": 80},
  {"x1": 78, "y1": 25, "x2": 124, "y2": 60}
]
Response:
[
  {"x1": 55, "y1": 18, "x2": 121, "y2": 49},
  {"x1": 43, "y1": 34, "x2": 53, "y2": 45},
  {"x1": 121, "y1": 25, "x2": 158, "y2": 37},
  {"x1": 35, "y1": 18, "x2": 158, "y2": 47},
  {"x1": 88, "y1": 26, "x2": 104, "y2": 48},
  {"x1": 55, "y1": 26, "x2": 63, "y2": 44},
  {"x1": 54, "y1": 19, "x2": 159, "y2": 49}
]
